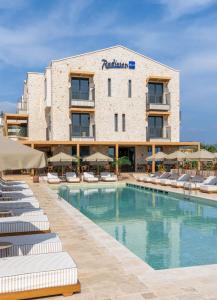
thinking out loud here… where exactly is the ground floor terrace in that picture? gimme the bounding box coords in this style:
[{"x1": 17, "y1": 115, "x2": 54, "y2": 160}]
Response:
[
  {"x1": 21, "y1": 140, "x2": 200, "y2": 173},
  {"x1": 6, "y1": 174, "x2": 217, "y2": 300}
]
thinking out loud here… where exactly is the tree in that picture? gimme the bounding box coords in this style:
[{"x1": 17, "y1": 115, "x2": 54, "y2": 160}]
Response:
[
  {"x1": 112, "y1": 156, "x2": 131, "y2": 175},
  {"x1": 201, "y1": 143, "x2": 217, "y2": 153}
]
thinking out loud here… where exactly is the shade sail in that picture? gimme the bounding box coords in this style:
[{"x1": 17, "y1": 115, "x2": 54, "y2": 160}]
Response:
[
  {"x1": 146, "y1": 152, "x2": 168, "y2": 161},
  {"x1": 186, "y1": 149, "x2": 216, "y2": 161},
  {"x1": 83, "y1": 152, "x2": 113, "y2": 162},
  {"x1": 48, "y1": 152, "x2": 77, "y2": 163},
  {"x1": 166, "y1": 151, "x2": 187, "y2": 161},
  {"x1": 0, "y1": 136, "x2": 46, "y2": 171}
]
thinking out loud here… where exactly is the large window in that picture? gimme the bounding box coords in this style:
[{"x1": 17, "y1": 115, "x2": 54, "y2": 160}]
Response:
[
  {"x1": 148, "y1": 116, "x2": 163, "y2": 138},
  {"x1": 122, "y1": 114, "x2": 126, "y2": 132},
  {"x1": 71, "y1": 113, "x2": 90, "y2": 137},
  {"x1": 148, "y1": 83, "x2": 163, "y2": 104},
  {"x1": 71, "y1": 78, "x2": 89, "y2": 100}
]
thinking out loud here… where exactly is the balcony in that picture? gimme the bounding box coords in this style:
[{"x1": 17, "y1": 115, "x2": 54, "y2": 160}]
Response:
[
  {"x1": 7, "y1": 125, "x2": 28, "y2": 139},
  {"x1": 146, "y1": 93, "x2": 170, "y2": 111},
  {"x1": 70, "y1": 88, "x2": 95, "y2": 108},
  {"x1": 69, "y1": 124, "x2": 95, "y2": 141},
  {"x1": 146, "y1": 126, "x2": 171, "y2": 141}
]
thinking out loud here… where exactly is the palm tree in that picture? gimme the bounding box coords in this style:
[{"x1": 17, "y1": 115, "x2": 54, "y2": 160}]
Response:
[{"x1": 113, "y1": 156, "x2": 131, "y2": 175}]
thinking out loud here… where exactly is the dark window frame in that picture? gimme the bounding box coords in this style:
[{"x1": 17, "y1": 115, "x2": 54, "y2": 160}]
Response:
[
  {"x1": 114, "y1": 113, "x2": 118, "y2": 132},
  {"x1": 71, "y1": 77, "x2": 89, "y2": 100},
  {"x1": 108, "y1": 78, "x2": 111, "y2": 97},
  {"x1": 71, "y1": 113, "x2": 90, "y2": 137},
  {"x1": 128, "y1": 80, "x2": 132, "y2": 98},
  {"x1": 122, "y1": 114, "x2": 126, "y2": 132}
]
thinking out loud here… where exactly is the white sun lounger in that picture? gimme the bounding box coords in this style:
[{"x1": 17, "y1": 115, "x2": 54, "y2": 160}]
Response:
[
  {"x1": 0, "y1": 189, "x2": 34, "y2": 197},
  {"x1": 0, "y1": 215, "x2": 50, "y2": 236},
  {"x1": 151, "y1": 172, "x2": 171, "y2": 184},
  {"x1": 0, "y1": 252, "x2": 80, "y2": 299},
  {"x1": 100, "y1": 172, "x2": 117, "y2": 182},
  {"x1": 0, "y1": 178, "x2": 29, "y2": 189},
  {"x1": 66, "y1": 172, "x2": 80, "y2": 183},
  {"x1": 47, "y1": 173, "x2": 61, "y2": 184},
  {"x1": 83, "y1": 172, "x2": 99, "y2": 182},
  {"x1": 6, "y1": 208, "x2": 44, "y2": 217},
  {"x1": 0, "y1": 182, "x2": 32, "y2": 192},
  {"x1": 170, "y1": 174, "x2": 191, "y2": 188},
  {"x1": 0, "y1": 233, "x2": 62, "y2": 258},
  {"x1": 200, "y1": 184, "x2": 217, "y2": 193},
  {"x1": 159, "y1": 173, "x2": 179, "y2": 186},
  {"x1": 184, "y1": 176, "x2": 217, "y2": 190},
  {"x1": 0, "y1": 198, "x2": 39, "y2": 209}
]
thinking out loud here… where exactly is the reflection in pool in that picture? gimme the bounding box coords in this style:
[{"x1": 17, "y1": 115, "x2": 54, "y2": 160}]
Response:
[{"x1": 59, "y1": 185, "x2": 217, "y2": 269}]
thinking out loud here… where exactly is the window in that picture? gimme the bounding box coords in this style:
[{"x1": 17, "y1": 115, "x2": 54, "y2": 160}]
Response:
[
  {"x1": 108, "y1": 78, "x2": 111, "y2": 97},
  {"x1": 108, "y1": 146, "x2": 115, "y2": 158},
  {"x1": 71, "y1": 78, "x2": 89, "y2": 100},
  {"x1": 80, "y1": 146, "x2": 90, "y2": 157},
  {"x1": 128, "y1": 80, "x2": 132, "y2": 98},
  {"x1": 114, "y1": 114, "x2": 118, "y2": 132},
  {"x1": 148, "y1": 83, "x2": 163, "y2": 104},
  {"x1": 71, "y1": 113, "x2": 90, "y2": 137},
  {"x1": 148, "y1": 116, "x2": 163, "y2": 138},
  {"x1": 122, "y1": 114, "x2": 126, "y2": 131}
]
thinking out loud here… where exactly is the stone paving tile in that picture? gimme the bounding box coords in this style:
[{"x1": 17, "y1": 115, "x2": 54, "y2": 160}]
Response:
[{"x1": 7, "y1": 176, "x2": 217, "y2": 300}]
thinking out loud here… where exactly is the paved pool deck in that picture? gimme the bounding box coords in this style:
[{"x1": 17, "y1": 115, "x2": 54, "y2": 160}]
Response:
[{"x1": 7, "y1": 176, "x2": 217, "y2": 300}]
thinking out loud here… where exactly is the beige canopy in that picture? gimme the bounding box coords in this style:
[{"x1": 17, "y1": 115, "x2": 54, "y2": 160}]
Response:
[
  {"x1": 83, "y1": 152, "x2": 113, "y2": 162},
  {"x1": 186, "y1": 149, "x2": 216, "y2": 161},
  {"x1": 0, "y1": 136, "x2": 46, "y2": 171},
  {"x1": 166, "y1": 151, "x2": 187, "y2": 161},
  {"x1": 48, "y1": 152, "x2": 77, "y2": 163},
  {"x1": 146, "y1": 151, "x2": 168, "y2": 161}
]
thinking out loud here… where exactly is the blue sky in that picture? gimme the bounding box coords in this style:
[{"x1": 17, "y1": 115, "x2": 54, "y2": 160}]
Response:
[{"x1": 0, "y1": 0, "x2": 217, "y2": 143}]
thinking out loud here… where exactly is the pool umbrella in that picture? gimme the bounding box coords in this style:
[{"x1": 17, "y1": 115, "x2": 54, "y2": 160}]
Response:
[
  {"x1": 166, "y1": 151, "x2": 187, "y2": 173},
  {"x1": 48, "y1": 152, "x2": 77, "y2": 176},
  {"x1": 185, "y1": 149, "x2": 216, "y2": 172},
  {"x1": 0, "y1": 136, "x2": 46, "y2": 171},
  {"x1": 146, "y1": 151, "x2": 168, "y2": 162},
  {"x1": 83, "y1": 152, "x2": 113, "y2": 174}
]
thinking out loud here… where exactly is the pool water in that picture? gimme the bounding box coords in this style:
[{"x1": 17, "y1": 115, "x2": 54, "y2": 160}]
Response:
[{"x1": 59, "y1": 185, "x2": 217, "y2": 270}]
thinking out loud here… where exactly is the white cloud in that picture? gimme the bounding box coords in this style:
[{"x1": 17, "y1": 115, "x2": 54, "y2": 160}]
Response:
[
  {"x1": 0, "y1": 101, "x2": 16, "y2": 113},
  {"x1": 159, "y1": 0, "x2": 217, "y2": 19}
]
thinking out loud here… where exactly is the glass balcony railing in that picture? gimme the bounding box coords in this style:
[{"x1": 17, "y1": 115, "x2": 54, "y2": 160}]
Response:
[
  {"x1": 70, "y1": 88, "x2": 95, "y2": 107},
  {"x1": 146, "y1": 93, "x2": 170, "y2": 110},
  {"x1": 69, "y1": 124, "x2": 95, "y2": 139},
  {"x1": 146, "y1": 127, "x2": 171, "y2": 140},
  {"x1": 7, "y1": 126, "x2": 28, "y2": 137}
]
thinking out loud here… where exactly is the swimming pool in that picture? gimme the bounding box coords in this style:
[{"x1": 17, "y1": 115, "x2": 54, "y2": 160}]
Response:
[{"x1": 59, "y1": 184, "x2": 217, "y2": 270}]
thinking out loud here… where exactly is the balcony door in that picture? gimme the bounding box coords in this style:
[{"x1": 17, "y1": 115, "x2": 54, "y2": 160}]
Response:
[
  {"x1": 71, "y1": 113, "x2": 90, "y2": 137},
  {"x1": 148, "y1": 83, "x2": 163, "y2": 104},
  {"x1": 71, "y1": 78, "x2": 89, "y2": 100},
  {"x1": 148, "y1": 116, "x2": 163, "y2": 138}
]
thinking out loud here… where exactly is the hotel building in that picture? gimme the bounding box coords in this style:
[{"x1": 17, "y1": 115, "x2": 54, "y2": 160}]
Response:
[{"x1": 3, "y1": 46, "x2": 199, "y2": 172}]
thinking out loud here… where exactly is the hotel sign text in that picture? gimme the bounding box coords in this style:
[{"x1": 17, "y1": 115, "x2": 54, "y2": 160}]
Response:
[{"x1": 101, "y1": 59, "x2": 135, "y2": 70}]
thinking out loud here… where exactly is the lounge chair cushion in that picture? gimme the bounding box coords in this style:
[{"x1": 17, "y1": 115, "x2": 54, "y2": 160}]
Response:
[
  {"x1": 200, "y1": 185, "x2": 217, "y2": 192},
  {"x1": 0, "y1": 233, "x2": 62, "y2": 257},
  {"x1": 0, "y1": 215, "x2": 49, "y2": 234},
  {"x1": 0, "y1": 252, "x2": 77, "y2": 293}
]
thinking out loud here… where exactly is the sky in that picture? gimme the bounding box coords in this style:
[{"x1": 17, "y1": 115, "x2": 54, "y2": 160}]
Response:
[{"x1": 0, "y1": 0, "x2": 217, "y2": 143}]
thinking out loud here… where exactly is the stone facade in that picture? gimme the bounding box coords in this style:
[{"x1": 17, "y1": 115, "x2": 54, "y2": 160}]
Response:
[{"x1": 19, "y1": 45, "x2": 180, "y2": 143}]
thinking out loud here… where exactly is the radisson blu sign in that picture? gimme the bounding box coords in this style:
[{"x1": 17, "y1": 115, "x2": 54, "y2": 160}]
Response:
[{"x1": 101, "y1": 59, "x2": 135, "y2": 70}]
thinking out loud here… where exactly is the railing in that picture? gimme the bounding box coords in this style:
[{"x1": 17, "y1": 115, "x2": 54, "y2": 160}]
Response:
[
  {"x1": 7, "y1": 126, "x2": 28, "y2": 137},
  {"x1": 146, "y1": 126, "x2": 171, "y2": 140},
  {"x1": 146, "y1": 93, "x2": 170, "y2": 110},
  {"x1": 69, "y1": 124, "x2": 95, "y2": 139},
  {"x1": 71, "y1": 88, "x2": 95, "y2": 101}
]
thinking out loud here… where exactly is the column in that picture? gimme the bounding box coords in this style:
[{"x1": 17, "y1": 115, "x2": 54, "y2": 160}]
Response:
[
  {"x1": 76, "y1": 143, "x2": 80, "y2": 174},
  {"x1": 115, "y1": 143, "x2": 119, "y2": 174},
  {"x1": 31, "y1": 143, "x2": 35, "y2": 176},
  {"x1": 152, "y1": 144, "x2": 156, "y2": 173},
  {"x1": 197, "y1": 142, "x2": 201, "y2": 171}
]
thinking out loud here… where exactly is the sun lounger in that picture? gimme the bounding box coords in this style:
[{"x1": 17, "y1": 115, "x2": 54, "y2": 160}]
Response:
[
  {"x1": 170, "y1": 174, "x2": 191, "y2": 188},
  {"x1": 0, "y1": 178, "x2": 26, "y2": 185},
  {"x1": 66, "y1": 172, "x2": 80, "y2": 183},
  {"x1": 0, "y1": 178, "x2": 29, "y2": 188},
  {"x1": 83, "y1": 172, "x2": 98, "y2": 182},
  {"x1": 1, "y1": 208, "x2": 44, "y2": 217},
  {"x1": 0, "y1": 188, "x2": 34, "y2": 197},
  {"x1": 150, "y1": 172, "x2": 171, "y2": 184},
  {"x1": 159, "y1": 173, "x2": 179, "y2": 186},
  {"x1": 0, "y1": 182, "x2": 31, "y2": 192},
  {"x1": 0, "y1": 233, "x2": 62, "y2": 258},
  {"x1": 0, "y1": 199, "x2": 39, "y2": 209},
  {"x1": 184, "y1": 176, "x2": 217, "y2": 190},
  {"x1": 200, "y1": 184, "x2": 217, "y2": 193},
  {"x1": 144, "y1": 172, "x2": 161, "y2": 183},
  {"x1": 0, "y1": 215, "x2": 50, "y2": 236},
  {"x1": 47, "y1": 173, "x2": 61, "y2": 184},
  {"x1": 0, "y1": 252, "x2": 80, "y2": 299},
  {"x1": 100, "y1": 172, "x2": 117, "y2": 182}
]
